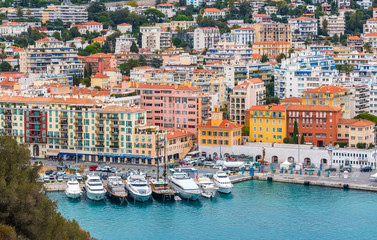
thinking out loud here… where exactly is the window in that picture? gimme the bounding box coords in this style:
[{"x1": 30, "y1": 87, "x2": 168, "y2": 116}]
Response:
[
  {"x1": 202, "y1": 131, "x2": 206, "y2": 136},
  {"x1": 202, "y1": 139, "x2": 206, "y2": 144}
]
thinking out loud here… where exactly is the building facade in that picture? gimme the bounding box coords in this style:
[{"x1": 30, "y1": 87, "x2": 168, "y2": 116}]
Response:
[
  {"x1": 289, "y1": 17, "x2": 318, "y2": 40},
  {"x1": 253, "y1": 22, "x2": 292, "y2": 43},
  {"x1": 252, "y1": 41, "x2": 291, "y2": 57},
  {"x1": 140, "y1": 27, "x2": 172, "y2": 51},
  {"x1": 194, "y1": 27, "x2": 220, "y2": 50},
  {"x1": 230, "y1": 27, "x2": 255, "y2": 45},
  {"x1": 337, "y1": 119, "x2": 374, "y2": 148}
]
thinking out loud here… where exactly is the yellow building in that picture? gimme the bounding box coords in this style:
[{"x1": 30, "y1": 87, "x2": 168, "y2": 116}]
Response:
[
  {"x1": 91, "y1": 72, "x2": 110, "y2": 89},
  {"x1": 252, "y1": 41, "x2": 291, "y2": 57},
  {"x1": 302, "y1": 85, "x2": 351, "y2": 119},
  {"x1": 249, "y1": 104, "x2": 287, "y2": 143},
  {"x1": 337, "y1": 119, "x2": 375, "y2": 148},
  {"x1": 166, "y1": 130, "x2": 195, "y2": 160},
  {"x1": 198, "y1": 105, "x2": 242, "y2": 150}
]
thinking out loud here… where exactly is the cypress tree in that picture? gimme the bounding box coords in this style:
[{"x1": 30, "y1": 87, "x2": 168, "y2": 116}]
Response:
[{"x1": 293, "y1": 121, "x2": 299, "y2": 144}]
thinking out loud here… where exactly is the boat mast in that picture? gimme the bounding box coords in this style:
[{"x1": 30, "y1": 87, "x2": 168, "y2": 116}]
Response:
[
  {"x1": 164, "y1": 133, "x2": 167, "y2": 188},
  {"x1": 156, "y1": 132, "x2": 159, "y2": 182}
]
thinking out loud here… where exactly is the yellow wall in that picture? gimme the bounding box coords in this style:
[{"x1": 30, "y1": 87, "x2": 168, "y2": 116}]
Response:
[
  {"x1": 199, "y1": 128, "x2": 242, "y2": 146},
  {"x1": 249, "y1": 110, "x2": 286, "y2": 143}
]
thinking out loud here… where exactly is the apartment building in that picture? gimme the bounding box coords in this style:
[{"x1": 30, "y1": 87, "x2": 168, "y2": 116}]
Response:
[
  {"x1": 41, "y1": 0, "x2": 88, "y2": 24},
  {"x1": 347, "y1": 36, "x2": 363, "y2": 52},
  {"x1": 140, "y1": 27, "x2": 171, "y2": 51},
  {"x1": 249, "y1": 104, "x2": 287, "y2": 143},
  {"x1": 198, "y1": 106, "x2": 242, "y2": 151},
  {"x1": 287, "y1": 105, "x2": 341, "y2": 147},
  {"x1": 230, "y1": 27, "x2": 255, "y2": 45},
  {"x1": 370, "y1": 83, "x2": 377, "y2": 115},
  {"x1": 253, "y1": 22, "x2": 292, "y2": 43},
  {"x1": 364, "y1": 18, "x2": 377, "y2": 34},
  {"x1": 19, "y1": 38, "x2": 84, "y2": 76},
  {"x1": 302, "y1": 85, "x2": 351, "y2": 119},
  {"x1": 115, "y1": 34, "x2": 137, "y2": 53},
  {"x1": 117, "y1": 23, "x2": 132, "y2": 33},
  {"x1": 203, "y1": 8, "x2": 225, "y2": 20},
  {"x1": 0, "y1": 22, "x2": 27, "y2": 36},
  {"x1": 319, "y1": 16, "x2": 345, "y2": 37},
  {"x1": 156, "y1": 4, "x2": 177, "y2": 18},
  {"x1": 203, "y1": 41, "x2": 253, "y2": 65},
  {"x1": 79, "y1": 53, "x2": 117, "y2": 75},
  {"x1": 252, "y1": 14, "x2": 271, "y2": 23},
  {"x1": 347, "y1": 84, "x2": 370, "y2": 117},
  {"x1": 337, "y1": 119, "x2": 374, "y2": 148},
  {"x1": 186, "y1": 0, "x2": 202, "y2": 7},
  {"x1": 289, "y1": 17, "x2": 318, "y2": 39},
  {"x1": 0, "y1": 96, "x2": 156, "y2": 164},
  {"x1": 230, "y1": 78, "x2": 266, "y2": 125},
  {"x1": 155, "y1": 21, "x2": 197, "y2": 31},
  {"x1": 194, "y1": 27, "x2": 220, "y2": 50},
  {"x1": 338, "y1": 0, "x2": 351, "y2": 9},
  {"x1": 127, "y1": 82, "x2": 211, "y2": 135},
  {"x1": 252, "y1": 41, "x2": 291, "y2": 57},
  {"x1": 363, "y1": 32, "x2": 377, "y2": 52}
]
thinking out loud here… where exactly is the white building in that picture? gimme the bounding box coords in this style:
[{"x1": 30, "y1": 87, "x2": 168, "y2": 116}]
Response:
[
  {"x1": 356, "y1": 0, "x2": 372, "y2": 9},
  {"x1": 82, "y1": 21, "x2": 103, "y2": 33},
  {"x1": 369, "y1": 83, "x2": 377, "y2": 115},
  {"x1": 364, "y1": 32, "x2": 377, "y2": 52},
  {"x1": 319, "y1": 15, "x2": 345, "y2": 37},
  {"x1": 230, "y1": 27, "x2": 255, "y2": 45},
  {"x1": 115, "y1": 34, "x2": 137, "y2": 53},
  {"x1": 203, "y1": 8, "x2": 225, "y2": 20},
  {"x1": 117, "y1": 23, "x2": 132, "y2": 33},
  {"x1": 338, "y1": 0, "x2": 351, "y2": 9},
  {"x1": 289, "y1": 16, "x2": 318, "y2": 40},
  {"x1": 156, "y1": 4, "x2": 177, "y2": 18},
  {"x1": 140, "y1": 27, "x2": 171, "y2": 51},
  {"x1": 364, "y1": 18, "x2": 377, "y2": 34},
  {"x1": 194, "y1": 27, "x2": 220, "y2": 50},
  {"x1": 265, "y1": 6, "x2": 278, "y2": 15},
  {"x1": 186, "y1": 0, "x2": 202, "y2": 7},
  {"x1": 0, "y1": 22, "x2": 27, "y2": 36}
]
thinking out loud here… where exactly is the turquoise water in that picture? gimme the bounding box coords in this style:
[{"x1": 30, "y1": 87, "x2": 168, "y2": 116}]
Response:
[{"x1": 47, "y1": 181, "x2": 377, "y2": 240}]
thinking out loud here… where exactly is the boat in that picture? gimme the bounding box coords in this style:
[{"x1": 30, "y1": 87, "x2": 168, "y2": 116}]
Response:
[
  {"x1": 104, "y1": 176, "x2": 128, "y2": 203},
  {"x1": 370, "y1": 172, "x2": 377, "y2": 182},
  {"x1": 213, "y1": 171, "x2": 233, "y2": 194},
  {"x1": 65, "y1": 178, "x2": 82, "y2": 199},
  {"x1": 150, "y1": 179, "x2": 176, "y2": 201},
  {"x1": 125, "y1": 174, "x2": 152, "y2": 202},
  {"x1": 197, "y1": 177, "x2": 219, "y2": 198},
  {"x1": 85, "y1": 175, "x2": 106, "y2": 201},
  {"x1": 169, "y1": 172, "x2": 201, "y2": 200}
]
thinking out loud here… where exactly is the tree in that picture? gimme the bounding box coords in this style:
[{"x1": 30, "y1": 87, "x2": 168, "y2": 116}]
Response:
[
  {"x1": 0, "y1": 136, "x2": 90, "y2": 239},
  {"x1": 52, "y1": 31, "x2": 61, "y2": 41},
  {"x1": 130, "y1": 41, "x2": 139, "y2": 53},
  {"x1": 151, "y1": 58, "x2": 163, "y2": 68},
  {"x1": 300, "y1": 134, "x2": 305, "y2": 144},
  {"x1": 16, "y1": 7, "x2": 23, "y2": 17},
  {"x1": 173, "y1": 14, "x2": 191, "y2": 21},
  {"x1": 357, "y1": 142, "x2": 366, "y2": 149},
  {"x1": 0, "y1": 61, "x2": 12, "y2": 72},
  {"x1": 354, "y1": 113, "x2": 377, "y2": 124},
  {"x1": 336, "y1": 63, "x2": 354, "y2": 75},
  {"x1": 266, "y1": 96, "x2": 280, "y2": 104},
  {"x1": 94, "y1": 86, "x2": 101, "y2": 90},
  {"x1": 119, "y1": 59, "x2": 140, "y2": 75},
  {"x1": 364, "y1": 42, "x2": 372, "y2": 53},
  {"x1": 276, "y1": 53, "x2": 286, "y2": 63},
  {"x1": 321, "y1": 18, "x2": 328, "y2": 36},
  {"x1": 293, "y1": 121, "x2": 299, "y2": 144},
  {"x1": 242, "y1": 126, "x2": 249, "y2": 136},
  {"x1": 144, "y1": 8, "x2": 165, "y2": 24},
  {"x1": 126, "y1": 1, "x2": 138, "y2": 7},
  {"x1": 261, "y1": 54, "x2": 269, "y2": 63}
]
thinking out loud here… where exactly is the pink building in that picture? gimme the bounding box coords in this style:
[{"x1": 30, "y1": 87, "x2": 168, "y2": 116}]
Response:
[{"x1": 127, "y1": 82, "x2": 210, "y2": 135}]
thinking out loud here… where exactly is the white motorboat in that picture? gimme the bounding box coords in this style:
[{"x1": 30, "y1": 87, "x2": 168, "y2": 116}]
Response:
[
  {"x1": 169, "y1": 172, "x2": 201, "y2": 200},
  {"x1": 85, "y1": 175, "x2": 106, "y2": 201},
  {"x1": 213, "y1": 171, "x2": 233, "y2": 194},
  {"x1": 197, "y1": 177, "x2": 218, "y2": 198},
  {"x1": 125, "y1": 175, "x2": 152, "y2": 202},
  {"x1": 370, "y1": 172, "x2": 377, "y2": 182},
  {"x1": 65, "y1": 178, "x2": 82, "y2": 199},
  {"x1": 105, "y1": 176, "x2": 127, "y2": 202}
]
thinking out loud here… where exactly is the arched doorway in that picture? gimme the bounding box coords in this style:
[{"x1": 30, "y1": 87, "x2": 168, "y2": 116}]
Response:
[
  {"x1": 321, "y1": 158, "x2": 328, "y2": 166},
  {"x1": 33, "y1": 145, "x2": 39, "y2": 157},
  {"x1": 304, "y1": 158, "x2": 311, "y2": 166},
  {"x1": 288, "y1": 156, "x2": 294, "y2": 163},
  {"x1": 272, "y1": 156, "x2": 278, "y2": 163}
]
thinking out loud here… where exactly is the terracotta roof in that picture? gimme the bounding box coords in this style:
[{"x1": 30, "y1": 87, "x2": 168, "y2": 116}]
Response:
[
  {"x1": 200, "y1": 119, "x2": 242, "y2": 129},
  {"x1": 339, "y1": 8, "x2": 355, "y2": 11},
  {"x1": 368, "y1": 18, "x2": 377, "y2": 21},
  {"x1": 303, "y1": 85, "x2": 349, "y2": 93},
  {"x1": 167, "y1": 130, "x2": 194, "y2": 139},
  {"x1": 289, "y1": 16, "x2": 317, "y2": 21},
  {"x1": 281, "y1": 97, "x2": 302, "y2": 103},
  {"x1": 287, "y1": 105, "x2": 341, "y2": 112},
  {"x1": 118, "y1": 23, "x2": 132, "y2": 26},
  {"x1": 338, "y1": 119, "x2": 374, "y2": 126},
  {"x1": 91, "y1": 73, "x2": 109, "y2": 78},
  {"x1": 365, "y1": 32, "x2": 377, "y2": 37},
  {"x1": 232, "y1": 27, "x2": 255, "y2": 31},
  {"x1": 348, "y1": 36, "x2": 361, "y2": 40},
  {"x1": 0, "y1": 96, "x2": 101, "y2": 105},
  {"x1": 253, "y1": 14, "x2": 270, "y2": 17},
  {"x1": 252, "y1": 54, "x2": 262, "y2": 59},
  {"x1": 248, "y1": 78, "x2": 263, "y2": 84},
  {"x1": 157, "y1": 3, "x2": 173, "y2": 6},
  {"x1": 253, "y1": 41, "x2": 290, "y2": 45},
  {"x1": 101, "y1": 106, "x2": 144, "y2": 113},
  {"x1": 250, "y1": 104, "x2": 287, "y2": 111},
  {"x1": 104, "y1": 67, "x2": 120, "y2": 71},
  {"x1": 85, "y1": 53, "x2": 113, "y2": 58},
  {"x1": 204, "y1": 8, "x2": 221, "y2": 12},
  {"x1": 83, "y1": 21, "x2": 103, "y2": 25},
  {"x1": 93, "y1": 36, "x2": 106, "y2": 42},
  {"x1": 192, "y1": 69, "x2": 215, "y2": 73}
]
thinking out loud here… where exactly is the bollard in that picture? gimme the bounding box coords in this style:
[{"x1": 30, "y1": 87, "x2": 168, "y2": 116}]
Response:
[
  {"x1": 327, "y1": 170, "x2": 330, "y2": 177},
  {"x1": 318, "y1": 170, "x2": 321, "y2": 177},
  {"x1": 261, "y1": 165, "x2": 264, "y2": 173},
  {"x1": 320, "y1": 164, "x2": 322, "y2": 171},
  {"x1": 300, "y1": 169, "x2": 302, "y2": 175},
  {"x1": 281, "y1": 167, "x2": 283, "y2": 174},
  {"x1": 250, "y1": 167, "x2": 254, "y2": 177},
  {"x1": 290, "y1": 168, "x2": 293, "y2": 174},
  {"x1": 242, "y1": 167, "x2": 244, "y2": 175},
  {"x1": 309, "y1": 170, "x2": 311, "y2": 176},
  {"x1": 258, "y1": 167, "x2": 261, "y2": 173}
]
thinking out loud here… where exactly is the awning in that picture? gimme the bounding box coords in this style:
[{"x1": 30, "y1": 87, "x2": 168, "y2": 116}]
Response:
[
  {"x1": 58, "y1": 152, "x2": 83, "y2": 157},
  {"x1": 46, "y1": 149, "x2": 60, "y2": 156}
]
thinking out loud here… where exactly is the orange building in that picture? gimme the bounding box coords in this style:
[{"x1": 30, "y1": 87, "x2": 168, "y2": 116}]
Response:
[{"x1": 79, "y1": 53, "x2": 116, "y2": 74}]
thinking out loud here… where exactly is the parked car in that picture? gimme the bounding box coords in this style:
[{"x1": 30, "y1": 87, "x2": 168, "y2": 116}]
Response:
[
  {"x1": 102, "y1": 166, "x2": 112, "y2": 172},
  {"x1": 179, "y1": 160, "x2": 189, "y2": 165},
  {"x1": 340, "y1": 167, "x2": 352, "y2": 172},
  {"x1": 63, "y1": 174, "x2": 69, "y2": 180},
  {"x1": 49, "y1": 175, "x2": 55, "y2": 180},
  {"x1": 37, "y1": 175, "x2": 44, "y2": 182},
  {"x1": 43, "y1": 175, "x2": 50, "y2": 182},
  {"x1": 203, "y1": 161, "x2": 215, "y2": 166},
  {"x1": 45, "y1": 170, "x2": 53, "y2": 175},
  {"x1": 76, "y1": 173, "x2": 82, "y2": 180},
  {"x1": 361, "y1": 166, "x2": 373, "y2": 172},
  {"x1": 57, "y1": 171, "x2": 66, "y2": 176},
  {"x1": 304, "y1": 167, "x2": 317, "y2": 172},
  {"x1": 325, "y1": 167, "x2": 337, "y2": 172},
  {"x1": 111, "y1": 167, "x2": 120, "y2": 173},
  {"x1": 57, "y1": 175, "x2": 63, "y2": 181},
  {"x1": 89, "y1": 165, "x2": 98, "y2": 171}
]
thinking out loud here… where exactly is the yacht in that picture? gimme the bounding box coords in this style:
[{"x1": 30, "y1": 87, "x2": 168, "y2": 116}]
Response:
[
  {"x1": 197, "y1": 177, "x2": 219, "y2": 198},
  {"x1": 169, "y1": 172, "x2": 201, "y2": 200},
  {"x1": 65, "y1": 178, "x2": 82, "y2": 199},
  {"x1": 125, "y1": 175, "x2": 152, "y2": 202},
  {"x1": 213, "y1": 171, "x2": 233, "y2": 194},
  {"x1": 150, "y1": 179, "x2": 175, "y2": 201},
  {"x1": 104, "y1": 176, "x2": 128, "y2": 203},
  {"x1": 85, "y1": 175, "x2": 106, "y2": 201}
]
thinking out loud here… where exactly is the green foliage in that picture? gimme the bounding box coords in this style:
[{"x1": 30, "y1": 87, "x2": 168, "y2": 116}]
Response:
[
  {"x1": 336, "y1": 63, "x2": 354, "y2": 74},
  {"x1": 265, "y1": 82, "x2": 274, "y2": 98},
  {"x1": 94, "y1": 86, "x2": 101, "y2": 90},
  {"x1": 300, "y1": 134, "x2": 305, "y2": 144},
  {"x1": 173, "y1": 14, "x2": 191, "y2": 21},
  {"x1": 0, "y1": 136, "x2": 89, "y2": 239},
  {"x1": 283, "y1": 137, "x2": 290, "y2": 144},
  {"x1": 130, "y1": 41, "x2": 139, "y2": 53},
  {"x1": 0, "y1": 224, "x2": 16, "y2": 240},
  {"x1": 261, "y1": 54, "x2": 269, "y2": 63},
  {"x1": 266, "y1": 96, "x2": 280, "y2": 104},
  {"x1": 78, "y1": 43, "x2": 101, "y2": 56},
  {"x1": 0, "y1": 61, "x2": 12, "y2": 71},
  {"x1": 119, "y1": 59, "x2": 140, "y2": 75},
  {"x1": 357, "y1": 142, "x2": 366, "y2": 149},
  {"x1": 242, "y1": 126, "x2": 250, "y2": 136},
  {"x1": 144, "y1": 8, "x2": 165, "y2": 24},
  {"x1": 354, "y1": 113, "x2": 377, "y2": 124},
  {"x1": 293, "y1": 121, "x2": 299, "y2": 144},
  {"x1": 276, "y1": 53, "x2": 286, "y2": 63}
]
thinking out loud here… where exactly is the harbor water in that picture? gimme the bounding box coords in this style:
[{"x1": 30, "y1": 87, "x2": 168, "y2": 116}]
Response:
[{"x1": 47, "y1": 180, "x2": 377, "y2": 240}]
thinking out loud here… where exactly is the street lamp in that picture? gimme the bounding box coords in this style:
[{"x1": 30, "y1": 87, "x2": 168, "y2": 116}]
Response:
[{"x1": 296, "y1": 134, "x2": 300, "y2": 166}]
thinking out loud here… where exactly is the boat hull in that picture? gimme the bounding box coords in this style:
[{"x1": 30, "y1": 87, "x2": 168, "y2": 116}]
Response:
[
  {"x1": 152, "y1": 191, "x2": 175, "y2": 201},
  {"x1": 218, "y1": 186, "x2": 232, "y2": 194},
  {"x1": 177, "y1": 190, "x2": 201, "y2": 200},
  {"x1": 107, "y1": 192, "x2": 127, "y2": 203},
  {"x1": 65, "y1": 191, "x2": 82, "y2": 199},
  {"x1": 86, "y1": 190, "x2": 106, "y2": 201},
  {"x1": 128, "y1": 190, "x2": 151, "y2": 202},
  {"x1": 202, "y1": 188, "x2": 218, "y2": 197}
]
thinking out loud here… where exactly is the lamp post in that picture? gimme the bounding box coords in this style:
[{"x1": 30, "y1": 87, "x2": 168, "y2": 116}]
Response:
[
  {"x1": 374, "y1": 145, "x2": 377, "y2": 171},
  {"x1": 297, "y1": 134, "x2": 300, "y2": 166}
]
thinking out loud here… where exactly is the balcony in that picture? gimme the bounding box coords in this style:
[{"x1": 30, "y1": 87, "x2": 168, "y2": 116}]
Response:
[
  {"x1": 30, "y1": 121, "x2": 41, "y2": 124},
  {"x1": 4, "y1": 119, "x2": 11, "y2": 123},
  {"x1": 61, "y1": 135, "x2": 68, "y2": 139},
  {"x1": 110, "y1": 138, "x2": 119, "y2": 142},
  {"x1": 111, "y1": 131, "x2": 119, "y2": 135},
  {"x1": 60, "y1": 121, "x2": 68, "y2": 125},
  {"x1": 95, "y1": 144, "x2": 104, "y2": 148},
  {"x1": 74, "y1": 115, "x2": 83, "y2": 119},
  {"x1": 95, "y1": 137, "x2": 104, "y2": 141},
  {"x1": 96, "y1": 130, "x2": 104, "y2": 134},
  {"x1": 61, "y1": 128, "x2": 68, "y2": 132},
  {"x1": 110, "y1": 123, "x2": 119, "y2": 128},
  {"x1": 96, "y1": 116, "x2": 105, "y2": 120},
  {"x1": 76, "y1": 128, "x2": 83, "y2": 133},
  {"x1": 110, "y1": 145, "x2": 119, "y2": 149},
  {"x1": 60, "y1": 114, "x2": 68, "y2": 119},
  {"x1": 4, "y1": 111, "x2": 11, "y2": 116},
  {"x1": 95, "y1": 123, "x2": 104, "y2": 127},
  {"x1": 108, "y1": 116, "x2": 119, "y2": 120},
  {"x1": 74, "y1": 122, "x2": 83, "y2": 126}
]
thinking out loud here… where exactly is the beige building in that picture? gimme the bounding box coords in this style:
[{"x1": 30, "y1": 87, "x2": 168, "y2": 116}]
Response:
[
  {"x1": 230, "y1": 78, "x2": 266, "y2": 125},
  {"x1": 319, "y1": 15, "x2": 345, "y2": 37},
  {"x1": 91, "y1": 73, "x2": 110, "y2": 89},
  {"x1": 140, "y1": 27, "x2": 172, "y2": 51},
  {"x1": 155, "y1": 21, "x2": 197, "y2": 30},
  {"x1": 166, "y1": 129, "x2": 195, "y2": 160},
  {"x1": 103, "y1": 68, "x2": 122, "y2": 88},
  {"x1": 252, "y1": 41, "x2": 291, "y2": 57},
  {"x1": 337, "y1": 119, "x2": 375, "y2": 148},
  {"x1": 253, "y1": 22, "x2": 292, "y2": 43}
]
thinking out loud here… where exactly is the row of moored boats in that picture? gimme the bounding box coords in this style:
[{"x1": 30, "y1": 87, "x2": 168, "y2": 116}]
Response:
[{"x1": 65, "y1": 171, "x2": 233, "y2": 202}]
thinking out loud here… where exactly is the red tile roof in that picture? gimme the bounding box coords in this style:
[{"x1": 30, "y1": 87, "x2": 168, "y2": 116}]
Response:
[
  {"x1": 338, "y1": 119, "x2": 374, "y2": 126},
  {"x1": 303, "y1": 85, "x2": 349, "y2": 93},
  {"x1": 281, "y1": 97, "x2": 302, "y2": 103},
  {"x1": 287, "y1": 105, "x2": 341, "y2": 112},
  {"x1": 0, "y1": 96, "x2": 101, "y2": 105},
  {"x1": 348, "y1": 36, "x2": 361, "y2": 40},
  {"x1": 250, "y1": 104, "x2": 287, "y2": 111},
  {"x1": 289, "y1": 16, "x2": 317, "y2": 21},
  {"x1": 365, "y1": 32, "x2": 377, "y2": 37},
  {"x1": 253, "y1": 41, "x2": 290, "y2": 45},
  {"x1": 204, "y1": 8, "x2": 221, "y2": 12},
  {"x1": 200, "y1": 119, "x2": 242, "y2": 129},
  {"x1": 232, "y1": 27, "x2": 255, "y2": 31},
  {"x1": 91, "y1": 73, "x2": 109, "y2": 78},
  {"x1": 83, "y1": 21, "x2": 103, "y2": 25},
  {"x1": 118, "y1": 23, "x2": 132, "y2": 26},
  {"x1": 167, "y1": 130, "x2": 194, "y2": 139},
  {"x1": 130, "y1": 83, "x2": 201, "y2": 91}
]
